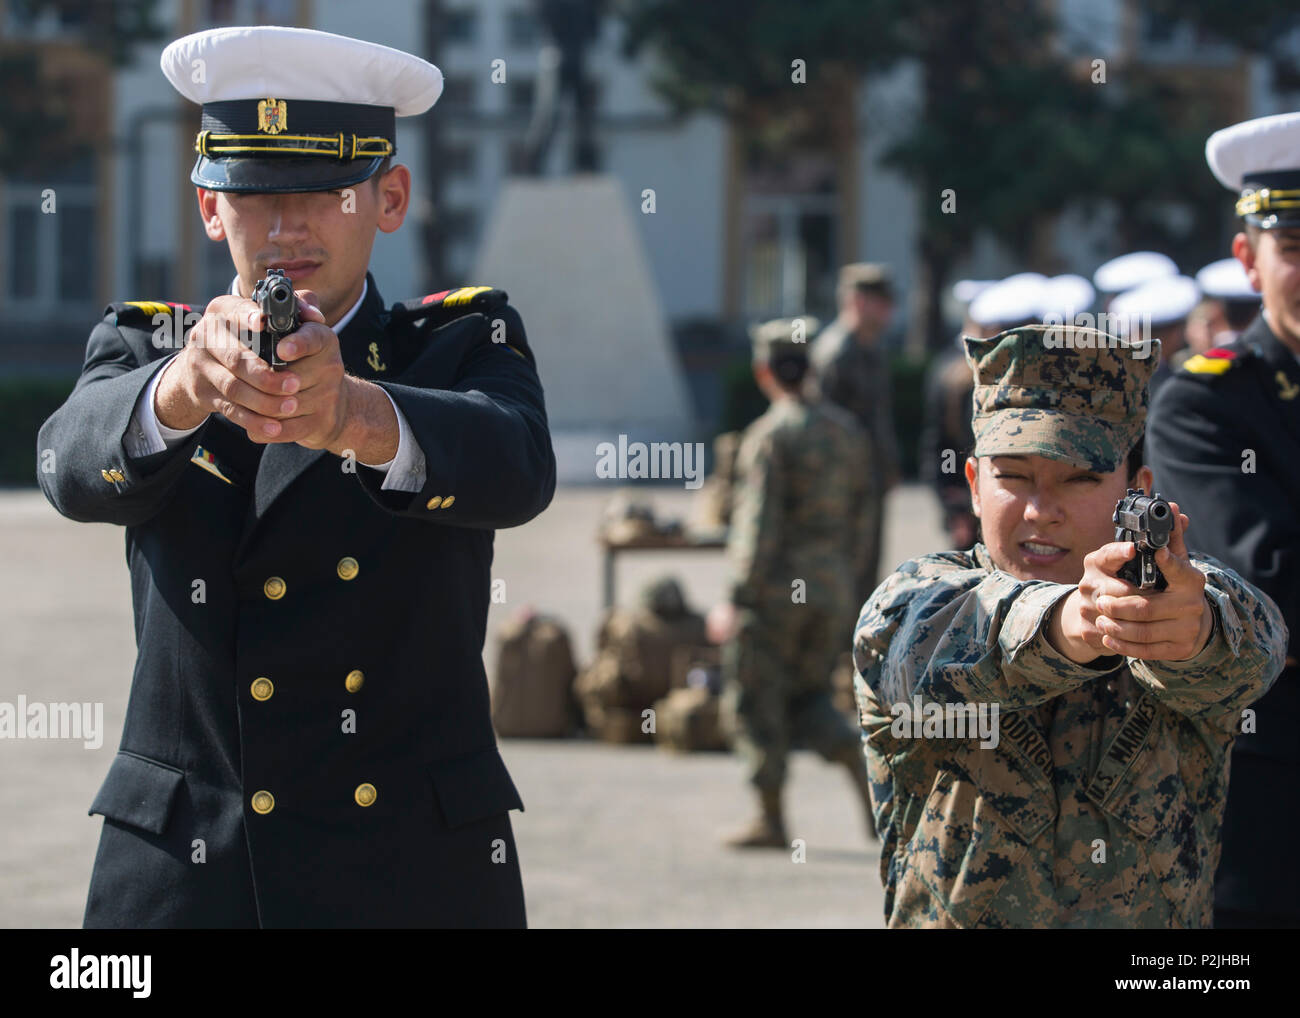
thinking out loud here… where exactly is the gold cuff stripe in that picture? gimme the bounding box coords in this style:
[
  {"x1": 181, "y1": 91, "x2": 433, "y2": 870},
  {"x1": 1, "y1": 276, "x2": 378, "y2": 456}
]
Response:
[
  {"x1": 196, "y1": 130, "x2": 392, "y2": 159},
  {"x1": 1236, "y1": 187, "x2": 1300, "y2": 217}
]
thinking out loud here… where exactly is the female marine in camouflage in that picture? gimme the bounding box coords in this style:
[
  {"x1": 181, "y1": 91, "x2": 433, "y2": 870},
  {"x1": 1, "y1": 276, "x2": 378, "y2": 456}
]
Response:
[{"x1": 853, "y1": 326, "x2": 1287, "y2": 928}]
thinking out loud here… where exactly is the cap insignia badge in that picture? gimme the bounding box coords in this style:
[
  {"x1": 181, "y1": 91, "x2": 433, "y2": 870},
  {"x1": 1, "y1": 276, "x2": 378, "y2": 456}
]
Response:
[{"x1": 257, "y1": 98, "x2": 288, "y2": 134}]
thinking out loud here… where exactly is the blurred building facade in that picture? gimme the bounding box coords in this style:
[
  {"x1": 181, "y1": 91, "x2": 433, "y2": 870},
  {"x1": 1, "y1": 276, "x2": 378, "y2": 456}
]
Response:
[{"x1": 2, "y1": 0, "x2": 1299, "y2": 413}]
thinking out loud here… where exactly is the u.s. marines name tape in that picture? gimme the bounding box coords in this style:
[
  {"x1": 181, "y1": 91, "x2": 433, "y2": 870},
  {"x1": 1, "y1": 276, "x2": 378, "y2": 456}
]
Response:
[{"x1": 1087, "y1": 693, "x2": 1159, "y2": 801}]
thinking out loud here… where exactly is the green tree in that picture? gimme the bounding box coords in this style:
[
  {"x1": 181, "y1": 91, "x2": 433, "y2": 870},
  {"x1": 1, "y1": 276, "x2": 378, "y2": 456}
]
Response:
[
  {"x1": 620, "y1": 0, "x2": 1232, "y2": 352},
  {"x1": 1143, "y1": 0, "x2": 1300, "y2": 93}
]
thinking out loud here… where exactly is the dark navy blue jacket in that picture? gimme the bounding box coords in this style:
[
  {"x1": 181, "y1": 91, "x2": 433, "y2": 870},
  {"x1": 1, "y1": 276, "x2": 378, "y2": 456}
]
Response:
[{"x1": 36, "y1": 276, "x2": 555, "y2": 928}]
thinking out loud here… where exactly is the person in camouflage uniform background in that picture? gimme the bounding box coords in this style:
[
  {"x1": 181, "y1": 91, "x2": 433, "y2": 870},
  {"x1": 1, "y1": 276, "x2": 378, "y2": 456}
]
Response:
[
  {"x1": 811, "y1": 263, "x2": 901, "y2": 605},
  {"x1": 714, "y1": 317, "x2": 878, "y2": 849},
  {"x1": 853, "y1": 325, "x2": 1287, "y2": 927}
]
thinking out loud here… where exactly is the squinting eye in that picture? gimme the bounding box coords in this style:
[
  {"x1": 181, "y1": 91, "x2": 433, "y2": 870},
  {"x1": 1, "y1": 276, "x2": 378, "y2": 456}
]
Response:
[{"x1": 993, "y1": 473, "x2": 1024, "y2": 481}]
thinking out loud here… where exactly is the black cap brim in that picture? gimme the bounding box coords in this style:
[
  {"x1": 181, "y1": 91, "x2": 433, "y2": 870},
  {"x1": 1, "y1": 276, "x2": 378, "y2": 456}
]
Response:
[
  {"x1": 1245, "y1": 212, "x2": 1300, "y2": 230},
  {"x1": 191, "y1": 154, "x2": 384, "y2": 193}
]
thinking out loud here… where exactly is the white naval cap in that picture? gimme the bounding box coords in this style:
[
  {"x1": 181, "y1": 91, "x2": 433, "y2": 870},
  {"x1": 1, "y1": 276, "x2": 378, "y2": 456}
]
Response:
[
  {"x1": 951, "y1": 279, "x2": 997, "y2": 304},
  {"x1": 162, "y1": 26, "x2": 443, "y2": 114},
  {"x1": 1195, "y1": 258, "x2": 1260, "y2": 302},
  {"x1": 968, "y1": 274, "x2": 1045, "y2": 328},
  {"x1": 1205, "y1": 112, "x2": 1300, "y2": 228},
  {"x1": 1092, "y1": 251, "x2": 1178, "y2": 294},
  {"x1": 1035, "y1": 274, "x2": 1096, "y2": 321},
  {"x1": 160, "y1": 26, "x2": 443, "y2": 192},
  {"x1": 1109, "y1": 275, "x2": 1200, "y2": 336}
]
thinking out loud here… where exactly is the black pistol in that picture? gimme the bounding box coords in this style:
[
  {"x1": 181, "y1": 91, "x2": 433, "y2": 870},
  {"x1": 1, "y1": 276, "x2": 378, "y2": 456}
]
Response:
[
  {"x1": 1112, "y1": 489, "x2": 1174, "y2": 591},
  {"x1": 250, "y1": 268, "x2": 299, "y2": 371}
]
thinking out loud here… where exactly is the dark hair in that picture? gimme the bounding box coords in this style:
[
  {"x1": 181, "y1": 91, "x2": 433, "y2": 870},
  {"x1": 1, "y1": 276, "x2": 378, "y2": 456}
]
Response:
[
  {"x1": 769, "y1": 351, "x2": 809, "y2": 388},
  {"x1": 854, "y1": 280, "x2": 894, "y2": 302},
  {"x1": 1125, "y1": 432, "x2": 1144, "y2": 482},
  {"x1": 369, "y1": 156, "x2": 393, "y2": 190},
  {"x1": 1224, "y1": 298, "x2": 1260, "y2": 331}
]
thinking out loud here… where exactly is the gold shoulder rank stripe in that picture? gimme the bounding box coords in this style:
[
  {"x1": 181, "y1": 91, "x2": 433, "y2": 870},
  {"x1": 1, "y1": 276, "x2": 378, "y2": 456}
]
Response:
[
  {"x1": 442, "y1": 285, "x2": 493, "y2": 307},
  {"x1": 124, "y1": 301, "x2": 174, "y2": 317},
  {"x1": 1182, "y1": 354, "x2": 1233, "y2": 376}
]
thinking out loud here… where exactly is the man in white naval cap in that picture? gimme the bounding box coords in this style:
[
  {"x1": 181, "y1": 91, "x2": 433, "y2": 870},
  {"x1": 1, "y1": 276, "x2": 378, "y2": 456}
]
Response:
[
  {"x1": 1147, "y1": 110, "x2": 1300, "y2": 929},
  {"x1": 1108, "y1": 274, "x2": 1200, "y2": 401},
  {"x1": 1092, "y1": 250, "x2": 1178, "y2": 302},
  {"x1": 1191, "y1": 258, "x2": 1262, "y2": 349},
  {"x1": 36, "y1": 26, "x2": 556, "y2": 928}
]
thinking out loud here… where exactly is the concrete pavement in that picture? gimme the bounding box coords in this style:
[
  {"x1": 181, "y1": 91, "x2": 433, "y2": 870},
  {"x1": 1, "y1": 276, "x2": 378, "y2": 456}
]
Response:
[{"x1": 0, "y1": 482, "x2": 945, "y2": 927}]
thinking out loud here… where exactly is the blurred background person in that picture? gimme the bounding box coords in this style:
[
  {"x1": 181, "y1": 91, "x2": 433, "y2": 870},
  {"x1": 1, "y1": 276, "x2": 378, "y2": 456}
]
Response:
[
  {"x1": 1109, "y1": 274, "x2": 1200, "y2": 401},
  {"x1": 811, "y1": 264, "x2": 900, "y2": 607},
  {"x1": 1193, "y1": 257, "x2": 1262, "y2": 348},
  {"x1": 712, "y1": 319, "x2": 876, "y2": 849}
]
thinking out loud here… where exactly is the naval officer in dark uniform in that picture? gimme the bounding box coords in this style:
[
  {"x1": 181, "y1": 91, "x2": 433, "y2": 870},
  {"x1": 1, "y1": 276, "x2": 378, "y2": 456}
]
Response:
[
  {"x1": 1147, "y1": 111, "x2": 1300, "y2": 928},
  {"x1": 36, "y1": 25, "x2": 556, "y2": 928}
]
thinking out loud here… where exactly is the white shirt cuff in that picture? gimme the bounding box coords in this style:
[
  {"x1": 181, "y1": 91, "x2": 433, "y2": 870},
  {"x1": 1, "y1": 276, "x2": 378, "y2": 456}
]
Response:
[
  {"x1": 126, "y1": 356, "x2": 204, "y2": 457},
  {"x1": 362, "y1": 387, "x2": 427, "y2": 492}
]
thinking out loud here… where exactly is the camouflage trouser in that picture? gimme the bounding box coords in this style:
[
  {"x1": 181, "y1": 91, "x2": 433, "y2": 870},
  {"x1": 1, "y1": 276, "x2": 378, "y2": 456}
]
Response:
[{"x1": 721, "y1": 603, "x2": 861, "y2": 792}]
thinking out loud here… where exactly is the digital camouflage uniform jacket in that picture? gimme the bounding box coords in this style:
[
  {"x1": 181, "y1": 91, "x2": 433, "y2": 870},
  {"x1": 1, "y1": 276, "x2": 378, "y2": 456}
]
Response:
[
  {"x1": 810, "y1": 322, "x2": 900, "y2": 491},
  {"x1": 727, "y1": 396, "x2": 872, "y2": 615},
  {"x1": 853, "y1": 544, "x2": 1286, "y2": 929}
]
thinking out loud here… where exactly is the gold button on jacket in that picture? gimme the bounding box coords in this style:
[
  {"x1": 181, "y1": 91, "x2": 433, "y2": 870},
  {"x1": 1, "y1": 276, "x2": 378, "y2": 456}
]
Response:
[
  {"x1": 425, "y1": 495, "x2": 443, "y2": 510},
  {"x1": 251, "y1": 790, "x2": 275, "y2": 814},
  {"x1": 345, "y1": 669, "x2": 365, "y2": 693},
  {"x1": 263, "y1": 576, "x2": 286, "y2": 600},
  {"x1": 354, "y1": 783, "x2": 377, "y2": 807},
  {"x1": 337, "y1": 556, "x2": 359, "y2": 580},
  {"x1": 441, "y1": 495, "x2": 455, "y2": 508},
  {"x1": 251, "y1": 677, "x2": 274, "y2": 701}
]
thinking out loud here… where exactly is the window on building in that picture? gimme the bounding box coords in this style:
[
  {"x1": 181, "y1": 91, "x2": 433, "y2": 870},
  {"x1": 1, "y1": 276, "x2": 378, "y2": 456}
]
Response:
[
  {"x1": 507, "y1": 78, "x2": 536, "y2": 114},
  {"x1": 8, "y1": 206, "x2": 38, "y2": 300},
  {"x1": 253, "y1": 0, "x2": 296, "y2": 23},
  {"x1": 442, "y1": 75, "x2": 476, "y2": 108},
  {"x1": 2, "y1": 157, "x2": 99, "y2": 315},
  {"x1": 204, "y1": 0, "x2": 238, "y2": 25},
  {"x1": 1139, "y1": 9, "x2": 1178, "y2": 47},
  {"x1": 443, "y1": 141, "x2": 476, "y2": 176},
  {"x1": 740, "y1": 199, "x2": 838, "y2": 321},
  {"x1": 442, "y1": 206, "x2": 478, "y2": 241},
  {"x1": 506, "y1": 139, "x2": 532, "y2": 175},
  {"x1": 506, "y1": 8, "x2": 540, "y2": 48},
  {"x1": 446, "y1": 8, "x2": 477, "y2": 43},
  {"x1": 441, "y1": 207, "x2": 481, "y2": 281}
]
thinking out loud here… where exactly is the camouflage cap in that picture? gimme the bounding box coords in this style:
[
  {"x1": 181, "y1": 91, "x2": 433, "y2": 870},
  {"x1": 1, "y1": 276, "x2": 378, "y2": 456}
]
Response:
[
  {"x1": 748, "y1": 316, "x2": 820, "y2": 360},
  {"x1": 964, "y1": 324, "x2": 1161, "y2": 472}
]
